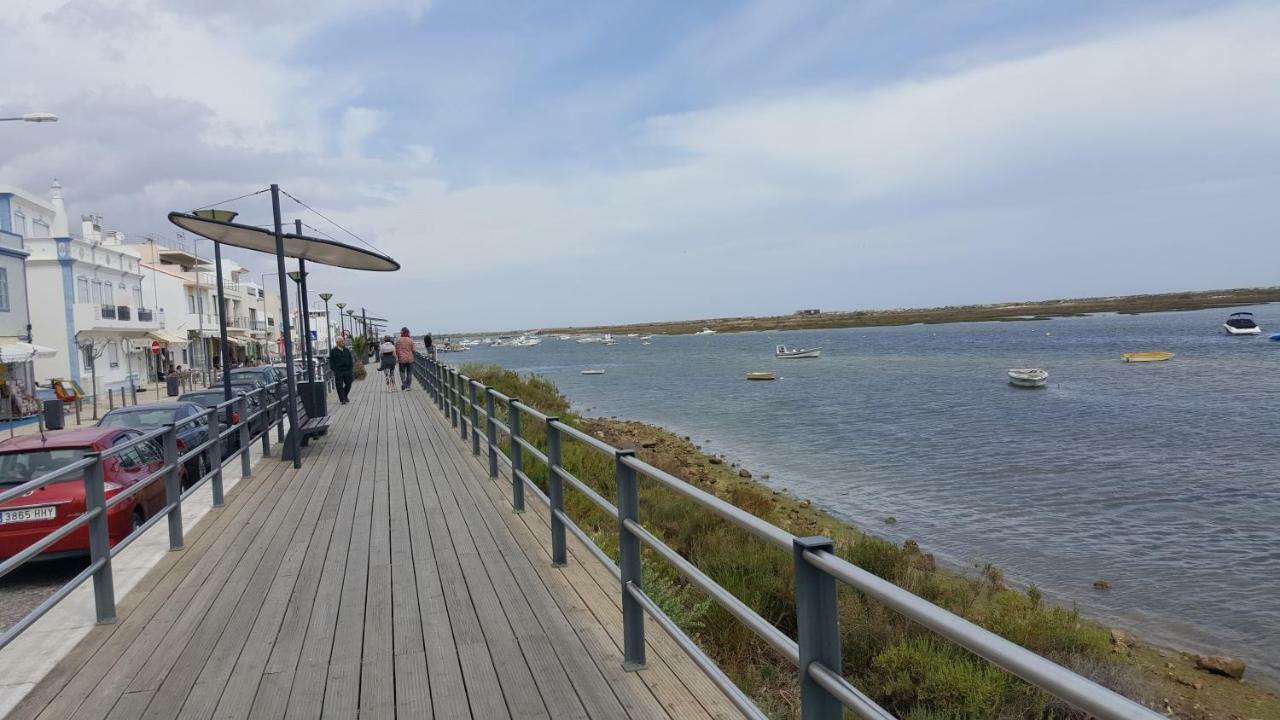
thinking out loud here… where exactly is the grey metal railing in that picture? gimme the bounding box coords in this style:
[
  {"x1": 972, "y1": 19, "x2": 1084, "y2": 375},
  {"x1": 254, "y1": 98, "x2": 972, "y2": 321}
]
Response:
[
  {"x1": 414, "y1": 355, "x2": 1163, "y2": 720},
  {"x1": 0, "y1": 377, "x2": 293, "y2": 651}
]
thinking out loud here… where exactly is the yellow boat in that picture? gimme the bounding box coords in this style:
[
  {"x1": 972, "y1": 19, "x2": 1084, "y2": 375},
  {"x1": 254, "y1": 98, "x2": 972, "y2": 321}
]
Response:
[
  {"x1": 1121, "y1": 352, "x2": 1174, "y2": 363},
  {"x1": 746, "y1": 372, "x2": 777, "y2": 381}
]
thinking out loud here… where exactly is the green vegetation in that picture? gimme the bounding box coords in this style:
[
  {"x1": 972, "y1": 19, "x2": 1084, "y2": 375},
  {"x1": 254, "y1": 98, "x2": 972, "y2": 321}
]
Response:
[{"x1": 462, "y1": 364, "x2": 1152, "y2": 719}]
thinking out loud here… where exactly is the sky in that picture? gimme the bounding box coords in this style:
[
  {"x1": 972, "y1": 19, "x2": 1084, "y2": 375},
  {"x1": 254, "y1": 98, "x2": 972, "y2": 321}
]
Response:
[{"x1": 1, "y1": 0, "x2": 1278, "y2": 332}]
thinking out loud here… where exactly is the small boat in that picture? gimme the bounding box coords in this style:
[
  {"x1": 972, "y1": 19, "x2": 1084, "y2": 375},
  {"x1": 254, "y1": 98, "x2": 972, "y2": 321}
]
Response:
[
  {"x1": 695, "y1": 328, "x2": 717, "y2": 335},
  {"x1": 639, "y1": 335, "x2": 652, "y2": 341},
  {"x1": 1270, "y1": 333, "x2": 1280, "y2": 342},
  {"x1": 1224, "y1": 312, "x2": 1261, "y2": 335},
  {"x1": 1122, "y1": 352, "x2": 1175, "y2": 363},
  {"x1": 641, "y1": 341, "x2": 651, "y2": 346},
  {"x1": 775, "y1": 344, "x2": 821, "y2": 359},
  {"x1": 1007, "y1": 368, "x2": 1048, "y2": 388},
  {"x1": 746, "y1": 372, "x2": 776, "y2": 381},
  {"x1": 581, "y1": 369, "x2": 605, "y2": 375}
]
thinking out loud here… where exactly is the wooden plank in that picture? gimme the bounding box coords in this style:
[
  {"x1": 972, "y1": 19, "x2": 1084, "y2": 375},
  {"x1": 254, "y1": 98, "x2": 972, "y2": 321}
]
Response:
[{"x1": 386, "y1": 401, "x2": 430, "y2": 719}]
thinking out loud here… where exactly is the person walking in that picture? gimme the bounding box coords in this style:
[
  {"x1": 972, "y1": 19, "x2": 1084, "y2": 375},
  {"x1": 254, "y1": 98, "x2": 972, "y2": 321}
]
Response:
[
  {"x1": 379, "y1": 336, "x2": 397, "y2": 391},
  {"x1": 395, "y1": 328, "x2": 416, "y2": 390},
  {"x1": 423, "y1": 333, "x2": 434, "y2": 359},
  {"x1": 329, "y1": 335, "x2": 355, "y2": 405}
]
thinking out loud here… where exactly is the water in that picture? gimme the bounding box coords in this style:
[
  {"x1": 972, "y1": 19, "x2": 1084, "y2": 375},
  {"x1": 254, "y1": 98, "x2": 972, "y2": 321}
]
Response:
[{"x1": 450, "y1": 305, "x2": 1280, "y2": 683}]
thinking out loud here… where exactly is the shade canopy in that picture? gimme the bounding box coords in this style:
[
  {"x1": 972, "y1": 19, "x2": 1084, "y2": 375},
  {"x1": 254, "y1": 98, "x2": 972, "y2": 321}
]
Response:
[
  {"x1": 148, "y1": 330, "x2": 189, "y2": 344},
  {"x1": 167, "y1": 212, "x2": 399, "y2": 272},
  {"x1": 0, "y1": 342, "x2": 57, "y2": 363}
]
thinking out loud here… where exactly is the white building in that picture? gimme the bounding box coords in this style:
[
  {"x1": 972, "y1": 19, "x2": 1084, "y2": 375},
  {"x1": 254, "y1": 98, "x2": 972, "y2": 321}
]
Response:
[
  {"x1": 24, "y1": 183, "x2": 161, "y2": 395},
  {"x1": 0, "y1": 188, "x2": 42, "y2": 419}
]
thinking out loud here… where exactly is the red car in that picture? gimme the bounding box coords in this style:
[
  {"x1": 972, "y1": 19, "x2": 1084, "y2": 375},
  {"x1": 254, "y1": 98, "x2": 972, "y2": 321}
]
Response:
[{"x1": 0, "y1": 428, "x2": 173, "y2": 561}]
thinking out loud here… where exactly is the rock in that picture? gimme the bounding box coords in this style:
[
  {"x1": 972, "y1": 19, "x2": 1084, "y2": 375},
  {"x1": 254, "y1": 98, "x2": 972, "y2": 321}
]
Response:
[
  {"x1": 708, "y1": 457, "x2": 722, "y2": 465},
  {"x1": 1110, "y1": 629, "x2": 1137, "y2": 652},
  {"x1": 1195, "y1": 655, "x2": 1246, "y2": 679},
  {"x1": 1175, "y1": 676, "x2": 1203, "y2": 690},
  {"x1": 884, "y1": 516, "x2": 897, "y2": 524},
  {"x1": 738, "y1": 469, "x2": 751, "y2": 478},
  {"x1": 640, "y1": 440, "x2": 658, "y2": 449},
  {"x1": 1093, "y1": 579, "x2": 1112, "y2": 591},
  {"x1": 799, "y1": 499, "x2": 811, "y2": 508}
]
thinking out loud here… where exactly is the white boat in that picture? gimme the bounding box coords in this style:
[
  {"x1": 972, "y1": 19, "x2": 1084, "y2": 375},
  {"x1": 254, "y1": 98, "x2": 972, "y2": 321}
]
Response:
[
  {"x1": 775, "y1": 344, "x2": 821, "y2": 359},
  {"x1": 581, "y1": 369, "x2": 605, "y2": 375},
  {"x1": 576, "y1": 336, "x2": 602, "y2": 344},
  {"x1": 639, "y1": 335, "x2": 652, "y2": 341},
  {"x1": 513, "y1": 335, "x2": 542, "y2": 347},
  {"x1": 625, "y1": 333, "x2": 639, "y2": 338},
  {"x1": 1224, "y1": 312, "x2": 1261, "y2": 335},
  {"x1": 1007, "y1": 368, "x2": 1049, "y2": 388},
  {"x1": 695, "y1": 328, "x2": 716, "y2": 335},
  {"x1": 641, "y1": 341, "x2": 651, "y2": 346}
]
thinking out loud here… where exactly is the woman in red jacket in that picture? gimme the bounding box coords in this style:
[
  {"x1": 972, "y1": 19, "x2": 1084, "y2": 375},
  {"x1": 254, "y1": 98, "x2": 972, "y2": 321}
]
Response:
[{"x1": 394, "y1": 328, "x2": 416, "y2": 391}]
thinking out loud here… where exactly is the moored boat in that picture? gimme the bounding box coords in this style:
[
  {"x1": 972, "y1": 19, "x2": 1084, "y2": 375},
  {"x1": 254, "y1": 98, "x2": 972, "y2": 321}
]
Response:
[
  {"x1": 695, "y1": 328, "x2": 716, "y2": 335},
  {"x1": 1007, "y1": 368, "x2": 1048, "y2": 388},
  {"x1": 775, "y1": 344, "x2": 821, "y2": 359},
  {"x1": 581, "y1": 369, "x2": 605, "y2": 375},
  {"x1": 1122, "y1": 352, "x2": 1175, "y2": 363},
  {"x1": 1223, "y1": 312, "x2": 1261, "y2": 335},
  {"x1": 746, "y1": 371, "x2": 776, "y2": 381}
]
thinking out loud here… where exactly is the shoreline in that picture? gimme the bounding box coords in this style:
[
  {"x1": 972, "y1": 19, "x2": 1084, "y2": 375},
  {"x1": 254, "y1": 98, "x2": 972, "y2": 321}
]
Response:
[
  {"x1": 465, "y1": 286, "x2": 1280, "y2": 338},
  {"x1": 463, "y1": 362, "x2": 1279, "y2": 718}
]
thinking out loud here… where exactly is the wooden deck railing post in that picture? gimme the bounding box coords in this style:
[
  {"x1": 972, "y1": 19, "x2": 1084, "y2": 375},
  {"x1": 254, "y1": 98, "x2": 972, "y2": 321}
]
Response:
[
  {"x1": 615, "y1": 449, "x2": 646, "y2": 670},
  {"x1": 83, "y1": 452, "x2": 116, "y2": 624},
  {"x1": 546, "y1": 418, "x2": 566, "y2": 567},
  {"x1": 208, "y1": 408, "x2": 225, "y2": 507},
  {"x1": 485, "y1": 390, "x2": 498, "y2": 478},
  {"x1": 458, "y1": 374, "x2": 468, "y2": 441},
  {"x1": 509, "y1": 400, "x2": 524, "y2": 513},
  {"x1": 163, "y1": 425, "x2": 185, "y2": 551},
  {"x1": 469, "y1": 381, "x2": 480, "y2": 455},
  {"x1": 238, "y1": 395, "x2": 251, "y2": 478},
  {"x1": 794, "y1": 536, "x2": 841, "y2": 720}
]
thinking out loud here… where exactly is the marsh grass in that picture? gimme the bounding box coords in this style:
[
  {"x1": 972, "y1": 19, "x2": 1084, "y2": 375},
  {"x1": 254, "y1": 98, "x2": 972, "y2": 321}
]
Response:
[{"x1": 461, "y1": 363, "x2": 1144, "y2": 719}]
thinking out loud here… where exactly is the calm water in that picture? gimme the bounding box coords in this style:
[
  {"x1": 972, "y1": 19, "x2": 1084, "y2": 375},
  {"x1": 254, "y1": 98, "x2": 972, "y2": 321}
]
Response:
[{"x1": 451, "y1": 305, "x2": 1280, "y2": 682}]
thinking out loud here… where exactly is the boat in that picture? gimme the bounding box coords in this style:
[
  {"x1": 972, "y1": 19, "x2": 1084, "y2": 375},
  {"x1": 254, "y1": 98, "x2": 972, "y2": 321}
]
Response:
[
  {"x1": 695, "y1": 328, "x2": 717, "y2": 335},
  {"x1": 1007, "y1": 368, "x2": 1048, "y2": 388},
  {"x1": 746, "y1": 372, "x2": 776, "y2": 381},
  {"x1": 1270, "y1": 333, "x2": 1280, "y2": 342},
  {"x1": 513, "y1": 336, "x2": 542, "y2": 347},
  {"x1": 576, "y1": 336, "x2": 602, "y2": 344},
  {"x1": 1223, "y1": 312, "x2": 1261, "y2": 335},
  {"x1": 639, "y1": 335, "x2": 652, "y2": 341},
  {"x1": 581, "y1": 369, "x2": 605, "y2": 375},
  {"x1": 641, "y1": 341, "x2": 651, "y2": 346},
  {"x1": 775, "y1": 344, "x2": 821, "y2": 359},
  {"x1": 1122, "y1": 352, "x2": 1175, "y2": 363}
]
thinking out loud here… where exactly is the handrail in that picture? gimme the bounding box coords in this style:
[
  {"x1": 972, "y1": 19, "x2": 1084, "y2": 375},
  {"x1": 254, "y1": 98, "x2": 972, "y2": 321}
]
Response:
[
  {"x1": 0, "y1": 373, "x2": 296, "y2": 652},
  {"x1": 415, "y1": 354, "x2": 1166, "y2": 720}
]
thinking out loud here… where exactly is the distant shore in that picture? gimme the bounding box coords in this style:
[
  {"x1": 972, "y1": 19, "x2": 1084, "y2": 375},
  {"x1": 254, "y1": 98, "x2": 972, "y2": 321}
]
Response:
[{"x1": 511, "y1": 287, "x2": 1280, "y2": 337}]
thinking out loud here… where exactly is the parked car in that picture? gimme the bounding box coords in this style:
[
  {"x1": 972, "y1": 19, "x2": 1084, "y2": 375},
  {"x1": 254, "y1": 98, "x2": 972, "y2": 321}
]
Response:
[
  {"x1": 228, "y1": 368, "x2": 281, "y2": 419},
  {"x1": 0, "y1": 428, "x2": 173, "y2": 561},
  {"x1": 97, "y1": 403, "x2": 210, "y2": 485},
  {"x1": 179, "y1": 386, "x2": 266, "y2": 447}
]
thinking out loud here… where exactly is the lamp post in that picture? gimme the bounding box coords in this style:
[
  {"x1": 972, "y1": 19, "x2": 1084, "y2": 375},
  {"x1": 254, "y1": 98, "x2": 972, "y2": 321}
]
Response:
[
  {"x1": 335, "y1": 302, "x2": 347, "y2": 339},
  {"x1": 346, "y1": 309, "x2": 356, "y2": 356},
  {"x1": 318, "y1": 292, "x2": 333, "y2": 354},
  {"x1": 0, "y1": 113, "x2": 58, "y2": 123},
  {"x1": 287, "y1": 267, "x2": 315, "y2": 386},
  {"x1": 192, "y1": 209, "x2": 237, "y2": 405}
]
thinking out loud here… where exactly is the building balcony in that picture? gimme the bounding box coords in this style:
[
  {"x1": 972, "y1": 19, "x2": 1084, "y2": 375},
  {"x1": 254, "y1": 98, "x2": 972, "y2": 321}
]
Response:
[{"x1": 74, "y1": 303, "x2": 162, "y2": 333}]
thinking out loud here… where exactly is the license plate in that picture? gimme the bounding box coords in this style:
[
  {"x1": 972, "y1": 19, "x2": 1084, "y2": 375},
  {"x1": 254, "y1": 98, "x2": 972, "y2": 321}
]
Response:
[{"x1": 0, "y1": 506, "x2": 57, "y2": 524}]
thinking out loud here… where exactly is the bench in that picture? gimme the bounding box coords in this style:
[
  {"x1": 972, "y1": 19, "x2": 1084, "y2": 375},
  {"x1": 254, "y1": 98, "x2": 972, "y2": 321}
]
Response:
[{"x1": 283, "y1": 395, "x2": 331, "y2": 461}]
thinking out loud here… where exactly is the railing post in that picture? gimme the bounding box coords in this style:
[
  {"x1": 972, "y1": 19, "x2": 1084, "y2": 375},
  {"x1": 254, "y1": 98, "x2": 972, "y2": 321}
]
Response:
[
  {"x1": 546, "y1": 418, "x2": 566, "y2": 567},
  {"x1": 509, "y1": 400, "x2": 524, "y2": 513},
  {"x1": 485, "y1": 390, "x2": 498, "y2": 478},
  {"x1": 276, "y1": 387, "x2": 285, "y2": 443},
  {"x1": 260, "y1": 390, "x2": 271, "y2": 456},
  {"x1": 794, "y1": 537, "x2": 841, "y2": 720},
  {"x1": 163, "y1": 425, "x2": 185, "y2": 550},
  {"x1": 455, "y1": 371, "x2": 465, "y2": 440},
  {"x1": 83, "y1": 453, "x2": 116, "y2": 623},
  {"x1": 469, "y1": 381, "x2": 480, "y2": 454},
  {"x1": 449, "y1": 369, "x2": 458, "y2": 427},
  {"x1": 238, "y1": 395, "x2": 251, "y2": 478},
  {"x1": 208, "y1": 408, "x2": 224, "y2": 507},
  {"x1": 615, "y1": 449, "x2": 645, "y2": 670}
]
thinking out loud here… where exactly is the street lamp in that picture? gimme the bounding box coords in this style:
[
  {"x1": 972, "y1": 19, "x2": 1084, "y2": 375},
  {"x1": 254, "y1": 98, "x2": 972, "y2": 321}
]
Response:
[
  {"x1": 0, "y1": 112, "x2": 58, "y2": 123},
  {"x1": 335, "y1": 302, "x2": 347, "y2": 339},
  {"x1": 286, "y1": 270, "x2": 312, "y2": 381},
  {"x1": 317, "y1": 292, "x2": 333, "y2": 354}
]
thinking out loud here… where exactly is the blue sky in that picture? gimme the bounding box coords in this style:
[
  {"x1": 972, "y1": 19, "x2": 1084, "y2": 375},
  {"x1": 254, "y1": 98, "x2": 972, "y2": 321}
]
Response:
[{"x1": 1, "y1": 1, "x2": 1277, "y2": 332}]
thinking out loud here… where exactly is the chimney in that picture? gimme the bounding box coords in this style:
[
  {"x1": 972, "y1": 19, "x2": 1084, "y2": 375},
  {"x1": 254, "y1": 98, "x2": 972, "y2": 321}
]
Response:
[{"x1": 49, "y1": 179, "x2": 69, "y2": 237}]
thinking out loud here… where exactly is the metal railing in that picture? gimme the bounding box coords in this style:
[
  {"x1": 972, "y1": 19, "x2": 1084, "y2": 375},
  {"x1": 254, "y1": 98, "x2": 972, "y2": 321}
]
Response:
[
  {"x1": 414, "y1": 355, "x2": 1164, "y2": 720},
  {"x1": 99, "y1": 305, "x2": 116, "y2": 320},
  {"x1": 0, "y1": 377, "x2": 293, "y2": 651},
  {"x1": 138, "y1": 308, "x2": 154, "y2": 322}
]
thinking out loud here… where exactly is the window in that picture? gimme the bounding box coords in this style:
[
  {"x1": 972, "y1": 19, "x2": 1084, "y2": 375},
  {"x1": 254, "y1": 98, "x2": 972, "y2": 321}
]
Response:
[
  {"x1": 77, "y1": 277, "x2": 90, "y2": 302},
  {"x1": 12, "y1": 210, "x2": 25, "y2": 236},
  {"x1": 0, "y1": 268, "x2": 8, "y2": 312},
  {"x1": 107, "y1": 341, "x2": 119, "y2": 367},
  {"x1": 91, "y1": 280, "x2": 103, "y2": 304},
  {"x1": 117, "y1": 283, "x2": 126, "y2": 304},
  {"x1": 112, "y1": 434, "x2": 143, "y2": 470},
  {"x1": 133, "y1": 286, "x2": 144, "y2": 308},
  {"x1": 82, "y1": 347, "x2": 92, "y2": 371}
]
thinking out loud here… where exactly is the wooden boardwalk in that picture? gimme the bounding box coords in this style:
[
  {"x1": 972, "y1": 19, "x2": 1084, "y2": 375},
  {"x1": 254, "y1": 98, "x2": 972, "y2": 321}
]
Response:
[{"x1": 8, "y1": 375, "x2": 741, "y2": 719}]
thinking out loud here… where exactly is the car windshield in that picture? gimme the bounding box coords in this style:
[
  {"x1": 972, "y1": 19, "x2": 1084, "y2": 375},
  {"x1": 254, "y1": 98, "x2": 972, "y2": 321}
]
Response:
[
  {"x1": 99, "y1": 409, "x2": 178, "y2": 428},
  {"x1": 0, "y1": 448, "x2": 88, "y2": 486}
]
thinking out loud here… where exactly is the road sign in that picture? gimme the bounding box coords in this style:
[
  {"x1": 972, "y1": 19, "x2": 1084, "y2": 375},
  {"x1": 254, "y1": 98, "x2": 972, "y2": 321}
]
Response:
[{"x1": 151, "y1": 339, "x2": 161, "y2": 355}]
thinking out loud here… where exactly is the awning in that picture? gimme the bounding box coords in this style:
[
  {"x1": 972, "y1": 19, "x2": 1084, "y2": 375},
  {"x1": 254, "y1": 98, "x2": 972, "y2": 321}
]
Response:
[
  {"x1": 0, "y1": 342, "x2": 58, "y2": 363},
  {"x1": 148, "y1": 330, "x2": 189, "y2": 344},
  {"x1": 167, "y1": 212, "x2": 399, "y2": 272}
]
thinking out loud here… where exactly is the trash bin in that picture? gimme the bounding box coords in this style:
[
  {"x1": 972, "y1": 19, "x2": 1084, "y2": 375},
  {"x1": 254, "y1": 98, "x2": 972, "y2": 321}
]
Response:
[
  {"x1": 166, "y1": 375, "x2": 181, "y2": 397},
  {"x1": 43, "y1": 400, "x2": 65, "y2": 430}
]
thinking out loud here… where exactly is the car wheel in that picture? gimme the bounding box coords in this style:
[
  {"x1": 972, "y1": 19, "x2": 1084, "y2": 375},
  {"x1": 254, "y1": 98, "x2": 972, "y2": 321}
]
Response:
[{"x1": 131, "y1": 508, "x2": 146, "y2": 534}]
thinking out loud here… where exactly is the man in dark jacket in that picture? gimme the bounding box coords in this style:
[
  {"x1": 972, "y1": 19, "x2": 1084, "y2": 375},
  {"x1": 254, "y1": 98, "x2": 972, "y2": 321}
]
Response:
[{"x1": 329, "y1": 335, "x2": 355, "y2": 404}]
